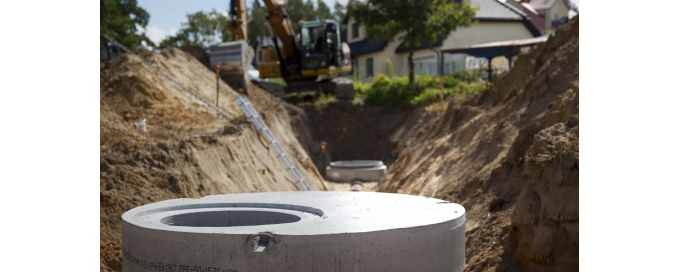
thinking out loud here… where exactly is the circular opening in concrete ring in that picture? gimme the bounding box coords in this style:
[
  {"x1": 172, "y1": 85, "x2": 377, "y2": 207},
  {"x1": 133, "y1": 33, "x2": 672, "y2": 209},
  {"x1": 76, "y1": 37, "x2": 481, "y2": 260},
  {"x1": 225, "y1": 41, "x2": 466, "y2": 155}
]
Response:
[{"x1": 160, "y1": 210, "x2": 302, "y2": 227}]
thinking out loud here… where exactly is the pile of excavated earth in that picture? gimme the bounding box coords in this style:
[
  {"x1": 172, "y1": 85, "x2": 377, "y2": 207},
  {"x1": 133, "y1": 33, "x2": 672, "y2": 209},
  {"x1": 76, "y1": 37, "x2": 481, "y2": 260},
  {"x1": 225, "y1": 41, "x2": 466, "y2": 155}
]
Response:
[
  {"x1": 100, "y1": 15, "x2": 578, "y2": 272},
  {"x1": 375, "y1": 16, "x2": 579, "y2": 272},
  {"x1": 99, "y1": 48, "x2": 328, "y2": 271}
]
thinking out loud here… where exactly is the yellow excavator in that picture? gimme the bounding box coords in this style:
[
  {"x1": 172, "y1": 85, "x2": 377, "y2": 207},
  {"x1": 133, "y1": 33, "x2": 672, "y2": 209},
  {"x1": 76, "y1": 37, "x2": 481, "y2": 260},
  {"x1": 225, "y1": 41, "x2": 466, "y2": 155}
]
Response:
[{"x1": 209, "y1": 0, "x2": 354, "y2": 100}]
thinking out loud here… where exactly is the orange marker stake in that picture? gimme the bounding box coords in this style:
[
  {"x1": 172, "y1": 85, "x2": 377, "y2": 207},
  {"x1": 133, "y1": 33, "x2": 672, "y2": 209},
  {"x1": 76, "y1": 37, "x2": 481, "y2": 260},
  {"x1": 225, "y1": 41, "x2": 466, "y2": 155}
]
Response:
[
  {"x1": 321, "y1": 141, "x2": 327, "y2": 175},
  {"x1": 216, "y1": 65, "x2": 220, "y2": 107}
]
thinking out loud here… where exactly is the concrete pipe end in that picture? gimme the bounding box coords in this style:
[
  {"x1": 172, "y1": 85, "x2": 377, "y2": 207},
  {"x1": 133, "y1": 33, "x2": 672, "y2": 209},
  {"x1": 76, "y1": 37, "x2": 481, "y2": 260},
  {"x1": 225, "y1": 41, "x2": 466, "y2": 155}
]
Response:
[{"x1": 326, "y1": 160, "x2": 387, "y2": 182}]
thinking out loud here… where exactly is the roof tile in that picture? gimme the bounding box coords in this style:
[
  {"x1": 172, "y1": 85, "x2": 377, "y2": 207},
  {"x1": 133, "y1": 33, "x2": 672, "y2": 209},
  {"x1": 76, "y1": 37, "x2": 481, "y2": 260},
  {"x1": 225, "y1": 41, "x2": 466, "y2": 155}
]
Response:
[{"x1": 471, "y1": 0, "x2": 527, "y2": 20}]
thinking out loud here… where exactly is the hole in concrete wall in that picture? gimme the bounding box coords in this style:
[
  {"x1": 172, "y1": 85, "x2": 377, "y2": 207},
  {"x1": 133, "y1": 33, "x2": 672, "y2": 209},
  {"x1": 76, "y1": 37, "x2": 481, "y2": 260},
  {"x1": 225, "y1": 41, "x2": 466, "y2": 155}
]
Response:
[{"x1": 160, "y1": 210, "x2": 302, "y2": 227}]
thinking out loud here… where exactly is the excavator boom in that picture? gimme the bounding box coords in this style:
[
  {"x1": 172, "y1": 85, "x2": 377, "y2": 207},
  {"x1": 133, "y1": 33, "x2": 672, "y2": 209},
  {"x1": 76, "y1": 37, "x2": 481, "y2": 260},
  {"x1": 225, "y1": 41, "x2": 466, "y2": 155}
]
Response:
[
  {"x1": 261, "y1": 0, "x2": 300, "y2": 63},
  {"x1": 210, "y1": 0, "x2": 354, "y2": 100},
  {"x1": 228, "y1": 0, "x2": 248, "y2": 41}
]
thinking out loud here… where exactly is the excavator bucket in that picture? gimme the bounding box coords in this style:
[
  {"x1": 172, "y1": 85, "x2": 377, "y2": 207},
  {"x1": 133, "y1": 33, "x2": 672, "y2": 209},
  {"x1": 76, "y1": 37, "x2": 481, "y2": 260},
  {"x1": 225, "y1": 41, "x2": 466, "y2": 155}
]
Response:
[{"x1": 209, "y1": 40, "x2": 254, "y2": 92}]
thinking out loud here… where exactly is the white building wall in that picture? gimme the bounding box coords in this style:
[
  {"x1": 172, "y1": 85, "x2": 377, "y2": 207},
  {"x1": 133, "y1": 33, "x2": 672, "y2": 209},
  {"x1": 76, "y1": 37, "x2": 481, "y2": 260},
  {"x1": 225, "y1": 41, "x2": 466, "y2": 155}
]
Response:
[
  {"x1": 545, "y1": 0, "x2": 569, "y2": 30},
  {"x1": 346, "y1": 18, "x2": 367, "y2": 44},
  {"x1": 351, "y1": 34, "x2": 405, "y2": 83},
  {"x1": 348, "y1": 20, "x2": 534, "y2": 82},
  {"x1": 440, "y1": 21, "x2": 534, "y2": 50}
]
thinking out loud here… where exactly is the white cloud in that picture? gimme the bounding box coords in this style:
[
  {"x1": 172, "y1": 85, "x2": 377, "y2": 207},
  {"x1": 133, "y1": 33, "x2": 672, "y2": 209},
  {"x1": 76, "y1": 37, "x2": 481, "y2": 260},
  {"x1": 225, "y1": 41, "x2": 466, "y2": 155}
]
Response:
[
  {"x1": 321, "y1": 0, "x2": 351, "y2": 11},
  {"x1": 145, "y1": 26, "x2": 178, "y2": 45}
]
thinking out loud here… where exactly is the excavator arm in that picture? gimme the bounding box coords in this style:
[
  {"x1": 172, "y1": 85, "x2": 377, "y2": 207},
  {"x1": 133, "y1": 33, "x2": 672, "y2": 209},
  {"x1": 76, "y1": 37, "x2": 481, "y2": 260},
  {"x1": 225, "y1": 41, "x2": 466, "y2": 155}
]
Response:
[
  {"x1": 228, "y1": 0, "x2": 248, "y2": 41},
  {"x1": 261, "y1": 0, "x2": 300, "y2": 62},
  {"x1": 213, "y1": 0, "x2": 354, "y2": 100}
]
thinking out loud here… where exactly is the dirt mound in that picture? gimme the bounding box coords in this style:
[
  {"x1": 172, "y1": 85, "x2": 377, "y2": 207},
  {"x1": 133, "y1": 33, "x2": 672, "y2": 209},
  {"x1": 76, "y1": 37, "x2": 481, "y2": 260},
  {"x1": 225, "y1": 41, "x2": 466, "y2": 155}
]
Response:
[
  {"x1": 377, "y1": 16, "x2": 579, "y2": 271},
  {"x1": 100, "y1": 48, "x2": 325, "y2": 271},
  {"x1": 182, "y1": 45, "x2": 210, "y2": 69},
  {"x1": 506, "y1": 121, "x2": 578, "y2": 271}
]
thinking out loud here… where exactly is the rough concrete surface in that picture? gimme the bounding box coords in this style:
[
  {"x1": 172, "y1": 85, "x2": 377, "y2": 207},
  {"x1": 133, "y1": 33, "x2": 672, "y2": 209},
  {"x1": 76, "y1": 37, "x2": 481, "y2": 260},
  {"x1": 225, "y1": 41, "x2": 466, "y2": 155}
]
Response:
[{"x1": 123, "y1": 192, "x2": 465, "y2": 272}]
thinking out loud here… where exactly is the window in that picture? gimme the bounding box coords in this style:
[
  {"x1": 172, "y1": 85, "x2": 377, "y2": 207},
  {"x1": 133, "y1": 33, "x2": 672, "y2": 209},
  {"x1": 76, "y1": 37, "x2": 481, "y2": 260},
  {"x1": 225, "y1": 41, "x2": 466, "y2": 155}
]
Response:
[
  {"x1": 352, "y1": 23, "x2": 359, "y2": 39},
  {"x1": 366, "y1": 58, "x2": 374, "y2": 77},
  {"x1": 301, "y1": 27, "x2": 310, "y2": 48},
  {"x1": 352, "y1": 58, "x2": 358, "y2": 77}
]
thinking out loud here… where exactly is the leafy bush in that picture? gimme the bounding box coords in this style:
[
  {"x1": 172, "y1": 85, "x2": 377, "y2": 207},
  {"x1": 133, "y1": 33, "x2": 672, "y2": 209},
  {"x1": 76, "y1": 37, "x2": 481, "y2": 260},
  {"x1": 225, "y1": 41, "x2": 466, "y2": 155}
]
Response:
[
  {"x1": 448, "y1": 70, "x2": 479, "y2": 83},
  {"x1": 362, "y1": 73, "x2": 486, "y2": 107},
  {"x1": 316, "y1": 92, "x2": 338, "y2": 104},
  {"x1": 363, "y1": 75, "x2": 419, "y2": 106},
  {"x1": 353, "y1": 80, "x2": 372, "y2": 95},
  {"x1": 410, "y1": 82, "x2": 485, "y2": 106},
  {"x1": 385, "y1": 58, "x2": 394, "y2": 78}
]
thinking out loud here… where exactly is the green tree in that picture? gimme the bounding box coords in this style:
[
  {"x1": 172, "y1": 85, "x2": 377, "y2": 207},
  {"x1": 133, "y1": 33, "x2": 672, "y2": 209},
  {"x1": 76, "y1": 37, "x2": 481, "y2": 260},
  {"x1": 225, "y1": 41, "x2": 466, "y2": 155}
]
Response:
[
  {"x1": 333, "y1": 1, "x2": 346, "y2": 22},
  {"x1": 316, "y1": 1, "x2": 333, "y2": 21},
  {"x1": 100, "y1": 0, "x2": 154, "y2": 49},
  {"x1": 157, "y1": 10, "x2": 230, "y2": 50},
  {"x1": 287, "y1": 0, "x2": 319, "y2": 23},
  {"x1": 348, "y1": 0, "x2": 477, "y2": 83},
  {"x1": 249, "y1": 0, "x2": 339, "y2": 43},
  {"x1": 248, "y1": 2, "x2": 269, "y2": 44},
  {"x1": 569, "y1": 0, "x2": 579, "y2": 13}
]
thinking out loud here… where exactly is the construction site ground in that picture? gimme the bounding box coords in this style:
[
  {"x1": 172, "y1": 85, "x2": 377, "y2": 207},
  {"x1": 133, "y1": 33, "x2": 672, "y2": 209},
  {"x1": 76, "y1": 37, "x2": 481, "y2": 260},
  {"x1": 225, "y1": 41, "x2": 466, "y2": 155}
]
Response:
[{"x1": 100, "y1": 16, "x2": 578, "y2": 272}]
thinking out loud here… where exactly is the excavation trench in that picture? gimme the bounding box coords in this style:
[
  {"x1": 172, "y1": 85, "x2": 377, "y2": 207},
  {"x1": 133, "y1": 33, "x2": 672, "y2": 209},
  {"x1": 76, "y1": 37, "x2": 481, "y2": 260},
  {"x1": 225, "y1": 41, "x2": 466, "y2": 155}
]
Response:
[
  {"x1": 101, "y1": 16, "x2": 578, "y2": 272},
  {"x1": 290, "y1": 102, "x2": 413, "y2": 177}
]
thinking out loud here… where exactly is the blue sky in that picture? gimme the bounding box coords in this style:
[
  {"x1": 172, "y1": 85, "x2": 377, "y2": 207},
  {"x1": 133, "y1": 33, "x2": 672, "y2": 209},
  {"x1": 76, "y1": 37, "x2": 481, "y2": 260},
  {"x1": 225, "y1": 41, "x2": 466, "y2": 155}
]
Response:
[
  {"x1": 139, "y1": 0, "x2": 578, "y2": 45},
  {"x1": 139, "y1": 0, "x2": 350, "y2": 45}
]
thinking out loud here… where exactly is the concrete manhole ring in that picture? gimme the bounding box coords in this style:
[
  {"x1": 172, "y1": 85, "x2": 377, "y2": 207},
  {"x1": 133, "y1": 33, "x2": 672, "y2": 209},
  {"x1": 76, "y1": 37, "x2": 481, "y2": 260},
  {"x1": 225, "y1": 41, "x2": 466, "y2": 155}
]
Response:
[
  {"x1": 326, "y1": 160, "x2": 387, "y2": 182},
  {"x1": 122, "y1": 191, "x2": 465, "y2": 271},
  {"x1": 329, "y1": 160, "x2": 384, "y2": 168}
]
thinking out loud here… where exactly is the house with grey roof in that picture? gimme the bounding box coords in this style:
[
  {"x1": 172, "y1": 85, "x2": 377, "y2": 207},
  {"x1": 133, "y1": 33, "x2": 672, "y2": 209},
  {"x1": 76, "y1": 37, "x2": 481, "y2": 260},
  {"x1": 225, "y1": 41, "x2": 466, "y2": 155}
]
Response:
[{"x1": 343, "y1": 0, "x2": 541, "y2": 82}]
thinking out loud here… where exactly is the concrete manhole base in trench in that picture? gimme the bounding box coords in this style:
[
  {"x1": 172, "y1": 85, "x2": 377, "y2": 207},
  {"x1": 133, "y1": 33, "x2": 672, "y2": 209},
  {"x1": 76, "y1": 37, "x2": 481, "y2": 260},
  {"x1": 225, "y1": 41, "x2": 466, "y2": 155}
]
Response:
[
  {"x1": 325, "y1": 160, "x2": 387, "y2": 182},
  {"x1": 122, "y1": 191, "x2": 466, "y2": 272}
]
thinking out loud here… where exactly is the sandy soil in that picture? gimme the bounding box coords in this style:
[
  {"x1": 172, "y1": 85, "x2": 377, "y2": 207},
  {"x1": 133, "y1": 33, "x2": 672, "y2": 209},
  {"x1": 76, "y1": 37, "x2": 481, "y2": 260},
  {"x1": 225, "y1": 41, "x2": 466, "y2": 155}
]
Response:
[
  {"x1": 374, "y1": 16, "x2": 579, "y2": 272},
  {"x1": 100, "y1": 15, "x2": 578, "y2": 272},
  {"x1": 100, "y1": 48, "x2": 326, "y2": 271}
]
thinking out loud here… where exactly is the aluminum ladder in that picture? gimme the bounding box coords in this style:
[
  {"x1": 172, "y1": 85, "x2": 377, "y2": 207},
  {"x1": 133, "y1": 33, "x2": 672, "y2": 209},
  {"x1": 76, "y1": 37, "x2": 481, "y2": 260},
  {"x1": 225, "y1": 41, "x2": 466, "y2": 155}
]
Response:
[{"x1": 235, "y1": 97, "x2": 312, "y2": 191}]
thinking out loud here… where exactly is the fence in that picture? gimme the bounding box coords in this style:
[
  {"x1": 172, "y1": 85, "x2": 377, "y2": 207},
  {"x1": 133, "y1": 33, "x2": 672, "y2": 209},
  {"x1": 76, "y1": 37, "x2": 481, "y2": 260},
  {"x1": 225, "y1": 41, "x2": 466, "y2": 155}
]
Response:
[
  {"x1": 350, "y1": 57, "x2": 515, "y2": 83},
  {"x1": 402, "y1": 63, "x2": 511, "y2": 82},
  {"x1": 395, "y1": 61, "x2": 459, "y2": 77}
]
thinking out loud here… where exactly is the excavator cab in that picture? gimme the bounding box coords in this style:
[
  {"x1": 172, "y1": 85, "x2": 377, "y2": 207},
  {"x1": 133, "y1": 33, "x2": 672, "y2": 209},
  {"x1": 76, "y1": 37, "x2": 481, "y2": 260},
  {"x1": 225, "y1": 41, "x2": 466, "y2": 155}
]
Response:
[
  {"x1": 299, "y1": 20, "x2": 349, "y2": 74},
  {"x1": 211, "y1": 0, "x2": 354, "y2": 100}
]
